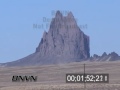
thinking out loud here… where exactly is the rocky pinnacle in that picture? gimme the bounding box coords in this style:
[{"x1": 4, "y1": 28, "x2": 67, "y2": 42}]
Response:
[{"x1": 4, "y1": 11, "x2": 90, "y2": 66}]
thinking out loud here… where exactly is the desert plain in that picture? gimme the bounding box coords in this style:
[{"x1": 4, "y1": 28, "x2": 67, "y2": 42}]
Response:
[{"x1": 0, "y1": 61, "x2": 120, "y2": 90}]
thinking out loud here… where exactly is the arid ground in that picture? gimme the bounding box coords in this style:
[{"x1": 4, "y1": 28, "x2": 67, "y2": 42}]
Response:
[{"x1": 0, "y1": 61, "x2": 120, "y2": 90}]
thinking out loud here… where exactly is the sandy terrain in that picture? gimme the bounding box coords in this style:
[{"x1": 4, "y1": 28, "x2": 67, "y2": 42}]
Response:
[{"x1": 0, "y1": 61, "x2": 120, "y2": 90}]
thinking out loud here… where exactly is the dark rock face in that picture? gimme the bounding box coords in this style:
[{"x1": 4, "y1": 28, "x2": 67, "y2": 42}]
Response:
[
  {"x1": 102, "y1": 52, "x2": 107, "y2": 57},
  {"x1": 3, "y1": 11, "x2": 90, "y2": 66}
]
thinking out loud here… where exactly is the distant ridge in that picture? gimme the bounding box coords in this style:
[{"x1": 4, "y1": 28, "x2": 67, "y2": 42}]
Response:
[{"x1": 89, "y1": 52, "x2": 120, "y2": 61}]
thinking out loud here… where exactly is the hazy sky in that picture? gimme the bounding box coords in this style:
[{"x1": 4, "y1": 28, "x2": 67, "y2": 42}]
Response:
[{"x1": 0, "y1": 0, "x2": 120, "y2": 63}]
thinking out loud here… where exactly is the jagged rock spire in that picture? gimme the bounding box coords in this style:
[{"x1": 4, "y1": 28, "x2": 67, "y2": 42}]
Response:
[
  {"x1": 55, "y1": 10, "x2": 63, "y2": 18},
  {"x1": 36, "y1": 10, "x2": 90, "y2": 60},
  {"x1": 3, "y1": 11, "x2": 90, "y2": 66}
]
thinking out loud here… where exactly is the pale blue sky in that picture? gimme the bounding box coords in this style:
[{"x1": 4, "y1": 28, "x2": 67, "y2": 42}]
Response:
[{"x1": 0, "y1": 0, "x2": 120, "y2": 63}]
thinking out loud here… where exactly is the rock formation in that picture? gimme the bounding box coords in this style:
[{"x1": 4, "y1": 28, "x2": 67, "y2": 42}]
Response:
[
  {"x1": 89, "y1": 52, "x2": 120, "y2": 61},
  {"x1": 36, "y1": 11, "x2": 90, "y2": 60},
  {"x1": 3, "y1": 11, "x2": 90, "y2": 66}
]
